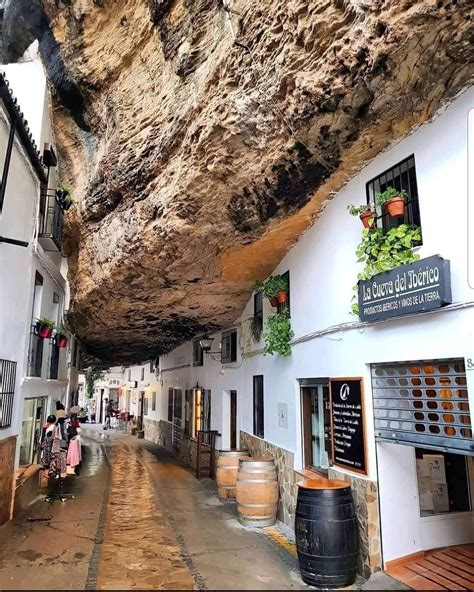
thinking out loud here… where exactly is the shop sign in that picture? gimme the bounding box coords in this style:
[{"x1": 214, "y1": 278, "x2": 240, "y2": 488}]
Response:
[
  {"x1": 329, "y1": 378, "x2": 367, "y2": 475},
  {"x1": 358, "y1": 255, "x2": 451, "y2": 322}
]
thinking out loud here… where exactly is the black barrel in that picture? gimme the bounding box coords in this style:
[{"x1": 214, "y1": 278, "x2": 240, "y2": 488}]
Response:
[{"x1": 295, "y1": 479, "x2": 359, "y2": 588}]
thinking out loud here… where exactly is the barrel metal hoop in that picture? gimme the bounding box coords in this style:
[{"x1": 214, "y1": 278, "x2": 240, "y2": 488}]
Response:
[
  {"x1": 237, "y1": 478, "x2": 277, "y2": 483},
  {"x1": 237, "y1": 503, "x2": 277, "y2": 508}
]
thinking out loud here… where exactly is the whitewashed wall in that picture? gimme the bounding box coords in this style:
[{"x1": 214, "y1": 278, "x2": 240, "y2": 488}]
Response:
[
  {"x1": 0, "y1": 101, "x2": 38, "y2": 443},
  {"x1": 157, "y1": 88, "x2": 474, "y2": 562}
]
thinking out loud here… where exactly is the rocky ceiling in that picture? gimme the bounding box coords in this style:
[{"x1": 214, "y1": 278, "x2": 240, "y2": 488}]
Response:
[{"x1": 2, "y1": 0, "x2": 472, "y2": 365}]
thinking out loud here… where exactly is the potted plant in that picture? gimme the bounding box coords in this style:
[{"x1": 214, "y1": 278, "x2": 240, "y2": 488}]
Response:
[
  {"x1": 263, "y1": 275, "x2": 289, "y2": 306},
  {"x1": 56, "y1": 186, "x2": 73, "y2": 211},
  {"x1": 347, "y1": 203, "x2": 376, "y2": 228},
  {"x1": 375, "y1": 187, "x2": 407, "y2": 217},
  {"x1": 263, "y1": 309, "x2": 294, "y2": 357},
  {"x1": 36, "y1": 318, "x2": 55, "y2": 339}
]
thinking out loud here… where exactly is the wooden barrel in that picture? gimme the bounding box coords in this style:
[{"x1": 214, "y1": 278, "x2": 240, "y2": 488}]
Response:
[
  {"x1": 236, "y1": 457, "x2": 278, "y2": 527},
  {"x1": 295, "y1": 479, "x2": 359, "y2": 588},
  {"x1": 216, "y1": 449, "x2": 250, "y2": 500}
]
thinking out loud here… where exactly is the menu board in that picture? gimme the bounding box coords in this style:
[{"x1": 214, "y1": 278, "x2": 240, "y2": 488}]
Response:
[{"x1": 329, "y1": 378, "x2": 367, "y2": 475}]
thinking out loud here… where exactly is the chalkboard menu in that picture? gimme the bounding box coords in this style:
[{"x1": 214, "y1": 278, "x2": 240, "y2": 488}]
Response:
[{"x1": 329, "y1": 378, "x2": 367, "y2": 475}]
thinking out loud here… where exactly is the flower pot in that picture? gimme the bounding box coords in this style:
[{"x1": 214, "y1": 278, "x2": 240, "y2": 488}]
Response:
[
  {"x1": 37, "y1": 324, "x2": 53, "y2": 338},
  {"x1": 61, "y1": 200, "x2": 72, "y2": 211},
  {"x1": 137, "y1": 430, "x2": 145, "y2": 439},
  {"x1": 269, "y1": 296, "x2": 279, "y2": 307},
  {"x1": 277, "y1": 291, "x2": 287, "y2": 304},
  {"x1": 57, "y1": 336, "x2": 68, "y2": 348},
  {"x1": 385, "y1": 196, "x2": 405, "y2": 217},
  {"x1": 360, "y1": 210, "x2": 375, "y2": 228}
]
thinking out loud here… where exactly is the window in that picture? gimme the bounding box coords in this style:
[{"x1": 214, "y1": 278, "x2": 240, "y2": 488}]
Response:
[
  {"x1": 150, "y1": 360, "x2": 155, "y2": 373},
  {"x1": 167, "y1": 388, "x2": 173, "y2": 422},
  {"x1": 366, "y1": 155, "x2": 422, "y2": 238},
  {"x1": 128, "y1": 369, "x2": 131, "y2": 382},
  {"x1": 0, "y1": 359, "x2": 17, "y2": 428},
  {"x1": 301, "y1": 382, "x2": 332, "y2": 473},
  {"x1": 152, "y1": 392, "x2": 156, "y2": 411},
  {"x1": 49, "y1": 342, "x2": 60, "y2": 379},
  {"x1": 193, "y1": 340, "x2": 204, "y2": 366},
  {"x1": 221, "y1": 329, "x2": 237, "y2": 364},
  {"x1": 184, "y1": 388, "x2": 211, "y2": 443},
  {"x1": 277, "y1": 270, "x2": 290, "y2": 314},
  {"x1": 253, "y1": 375, "x2": 264, "y2": 438},
  {"x1": 185, "y1": 389, "x2": 193, "y2": 436},
  {"x1": 143, "y1": 397, "x2": 149, "y2": 416},
  {"x1": 141, "y1": 367, "x2": 145, "y2": 381},
  {"x1": 253, "y1": 291, "x2": 263, "y2": 334}
]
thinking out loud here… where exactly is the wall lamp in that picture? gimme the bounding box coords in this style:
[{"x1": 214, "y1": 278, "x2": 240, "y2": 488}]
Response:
[{"x1": 198, "y1": 336, "x2": 221, "y2": 356}]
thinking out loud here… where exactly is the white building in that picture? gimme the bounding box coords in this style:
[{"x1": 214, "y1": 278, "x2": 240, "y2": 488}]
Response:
[
  {"x1": 123, "y1": 87, "x2": 474, "y2": 577},
  {"x1": 0, "y1": 56, "x2": 78, "y2": 522}
]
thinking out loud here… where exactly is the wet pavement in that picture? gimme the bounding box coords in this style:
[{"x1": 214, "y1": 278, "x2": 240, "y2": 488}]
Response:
[
  {"x1": 0, "y1": 427, "x2": 405, "y2": 590},
  {"x1": 0, "y1": 439, "x2": 108, "y2": 590}
]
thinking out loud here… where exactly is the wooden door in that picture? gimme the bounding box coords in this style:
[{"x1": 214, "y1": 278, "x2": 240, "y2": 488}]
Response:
[{"x1": 230, "y1": 390, "x2": 237, "y2": 449}]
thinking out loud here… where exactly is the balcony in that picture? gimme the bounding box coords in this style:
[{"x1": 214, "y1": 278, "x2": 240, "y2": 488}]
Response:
[
  {"x1": 38, "y1": 190, "x2": 64, "y2": 252},
  {"x1": 27, "y1": 332, "x2": 44, "y2": 378}
]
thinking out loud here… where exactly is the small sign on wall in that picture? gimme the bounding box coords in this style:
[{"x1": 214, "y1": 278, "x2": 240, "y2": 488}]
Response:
[
  {"x1": 278, "y1": 403, "x2": 288, "y2": 429},
  {"x1": 329, "y1": 378, "x2": 367, "y2": 475}
]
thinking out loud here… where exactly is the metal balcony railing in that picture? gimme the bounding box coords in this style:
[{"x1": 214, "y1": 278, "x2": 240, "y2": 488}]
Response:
[
  {"x1": 38, "y1": 189, "x2": 64, "y2": 252},
  {"x1": 27, "y1": 331, "x2": 44, "y2": 378}
]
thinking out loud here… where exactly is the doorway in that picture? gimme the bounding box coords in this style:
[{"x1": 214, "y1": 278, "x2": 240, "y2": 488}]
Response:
[
  {"x1": 19, "y1": 397, "x2": 46, "y2": 465},
  {"x1": 230, "y1": 390, "x2": 237, "y2": 449},
  {"x1": 300, "y1": 382, "x2": 332, "y2": 472}
]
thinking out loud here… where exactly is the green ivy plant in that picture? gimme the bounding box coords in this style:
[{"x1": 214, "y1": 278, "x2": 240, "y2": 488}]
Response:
[
  {"x1": 254, "y1": 275, "x2": 288, "y2": 299},
  {"x1": 351, "y1": 224, "x2": 422, "y2": 315},
  {"x1": 263, "y1": 309, "x2": 294, "y2": 357},
  {"x1": 249, "y1": 315, "x2": 263, "y2": 342}
]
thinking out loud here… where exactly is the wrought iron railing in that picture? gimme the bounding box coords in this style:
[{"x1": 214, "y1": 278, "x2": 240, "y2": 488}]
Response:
[
  {"x1": 27, "y1": 331, "x2": 44, "y2": 378},
  {"x1": 0, "y1": 359, "x2": 17, "y2": 429},
  {"x1": 38, "y1": 189, "x2": 63, "y2": 250}
]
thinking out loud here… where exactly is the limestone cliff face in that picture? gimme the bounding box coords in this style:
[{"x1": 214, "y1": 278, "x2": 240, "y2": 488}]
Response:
[{"x1": 3, "y1": 0, "x2": 472, "y2": 363}]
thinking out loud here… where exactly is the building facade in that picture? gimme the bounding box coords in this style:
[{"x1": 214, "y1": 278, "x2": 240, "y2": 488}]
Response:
[
  {"x1": 0, "y1": 57, "x2": 77, "y2": 522},
  {"x1": 118, "y1": 88, "x2": 474, "y2": 576}
]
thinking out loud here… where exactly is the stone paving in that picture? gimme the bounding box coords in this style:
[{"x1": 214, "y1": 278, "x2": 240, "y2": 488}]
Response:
[{"x1": 0, "y1": 426, "x2": 407, "y2": 590}]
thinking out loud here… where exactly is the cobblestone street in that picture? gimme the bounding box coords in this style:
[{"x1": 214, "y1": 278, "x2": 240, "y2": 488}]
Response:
[{"x1": 0, "y1": 429, "x2": 308, "y2": 590}]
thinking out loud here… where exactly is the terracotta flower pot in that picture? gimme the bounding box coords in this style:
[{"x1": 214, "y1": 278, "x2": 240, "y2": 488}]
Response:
[
  {"x1": 38, "y1": 324, "x2": 53, "y2": 338},
  {"x1": 360, "y1": 210, "x2": 375, "y2": 228},
  {"x1": 277, "y1": 291, "x2": 287, "y2": 304},
  {"x1": 386, "y1": 196, "x2": 405, "y2": 217},
  {"x1": 269, "y1": 296, "x2": 279, "y2": 307}
]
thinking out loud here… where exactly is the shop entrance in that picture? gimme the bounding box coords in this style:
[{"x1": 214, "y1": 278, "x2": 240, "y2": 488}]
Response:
[
  {"x1": 19, "y1": 397, "x2": 46, "y2": 465},
  {"x1": 372, "y1": 358, "x2": 473, "y2": 568}
]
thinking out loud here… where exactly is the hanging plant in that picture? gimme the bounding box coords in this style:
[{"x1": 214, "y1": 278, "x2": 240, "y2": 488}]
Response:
[
  {"x1": 263, "y1": 309, "x2": 294, "y2": 357},
  {"x1": 351, "y1": 224, "x2": 422, "y2": 315},
  {"x1": 347, "y1": 203, "x2": 376, "y2": 229},
  {"x1": 36, "y1": 318, "x2": 55, "y2": 338},
  {"x1": 249, "y1": 316, "x2": 263, "y2": 342},
  {"x1": 375, "y1": 187, "x2": 407, "y2": 217}
]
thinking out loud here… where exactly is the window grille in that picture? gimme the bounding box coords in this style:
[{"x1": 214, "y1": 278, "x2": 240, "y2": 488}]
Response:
[
  {"x1": 27, "y1": 332, "x2": 44, "y2": 377},
  {"x1": 253, "y1": 292, "x2": 263, "y2": 333},
  {"x1": 0, "y1": 359, "x2": 17, "y2": 429},
  {"x1": 277, "y1": 270, "x2": 290, "y2": 314},
  {"x1": 193, "y1": 340, "x2": 204, "y2": 366},
  {"x1": 366, "y1": 155, "x2": 422, "y2": 238},
  {"x1": 371, "y1": 359, "x2": 472, "y2": 454},
  {"x1": 253, "y1": 375, "x2": 264, "y2": 438},
  {"x1": 49, "y1": 343, "x2": 60, "y2": 379},
  {"x1": 221, "y1": 329, "x2": 237, "y2": 364}
]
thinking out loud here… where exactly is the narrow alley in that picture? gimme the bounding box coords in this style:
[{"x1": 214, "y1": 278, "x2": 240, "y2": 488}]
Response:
[{"x1": 0, "y1": 429, "x2": 318, "y2": 590}]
